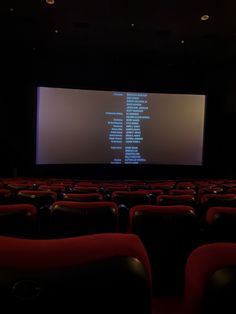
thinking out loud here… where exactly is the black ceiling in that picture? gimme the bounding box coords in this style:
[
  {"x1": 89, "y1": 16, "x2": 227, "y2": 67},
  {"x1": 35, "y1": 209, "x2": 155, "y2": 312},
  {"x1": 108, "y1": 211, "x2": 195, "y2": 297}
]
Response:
[{"x1": 1, "y1": 0, "x2": 236, "y2": 67}]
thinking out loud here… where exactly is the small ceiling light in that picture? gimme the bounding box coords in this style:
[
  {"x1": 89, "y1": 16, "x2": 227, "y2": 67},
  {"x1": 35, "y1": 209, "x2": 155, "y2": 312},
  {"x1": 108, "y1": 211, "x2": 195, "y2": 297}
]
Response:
[
  {"x1": 46, "y1": 0, "x2": 55, "y2": 5},
  {"x1": 131, "y1": 23, "x2": 135, "y2": 27},
  {"x1": 10, "y1": 7, "x2": 14, "y2": 12},
  {"x1": 180, "y1": 40, "x2": 185, "y2": 44},
  {"x1": 54, "y1": 29, "x2": 59, "y2": 34},
  {"x1": 201, "y1": 14, "x2": 209, "y2": 21}
]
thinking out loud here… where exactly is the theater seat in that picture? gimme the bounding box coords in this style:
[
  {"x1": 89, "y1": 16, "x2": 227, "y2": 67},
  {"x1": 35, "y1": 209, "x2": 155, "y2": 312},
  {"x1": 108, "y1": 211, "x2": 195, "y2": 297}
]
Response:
[
  {"x1": 169, "y1": 189, "x2": 196, "y2": 196},
  {"x1": 156, "y1": 194, "x2": 196, "y2": 208},
  {"x1": 51, "y1": 201, "x2": 119, "y2": 237},
  {"x1": 112, "y1": 191, "x2": 151, "y2": 232},
  {"x1": 0, "y1": 204, "x2": 37, "y2": 238},
  {"x1": 175, "y1": 182, "x2": 196, "y2": 190},
  {"x1": 130, "y1": 205, "x2": 201, "y2": 295},
  {"x1": 0, "y1": 233, "x2": 152, "y2": 313},
  {"x1": 63, "y1": 192, "x2": 103, "y2": 202},
  {"x1": 17, "y1": 190, "x2": 57, "y2": 208},
  {"x1": 16, "y1": 190, "x2": 57, "y2": 238},
  {"x1": 0, "y1": 189, "x2": 12, "y2": 204},
  {"x1": 112, "y1": 190, "x2": 151, "y2": 208},
  {"x1": 183, "y1": 243, "x2": 236, "y2": 314},
  {"x1": 199, "y1": 194, "x2": 236, "y2": 217},
  {"x1": 206, "y1": 206, "x2": 236, "y2": 242}
]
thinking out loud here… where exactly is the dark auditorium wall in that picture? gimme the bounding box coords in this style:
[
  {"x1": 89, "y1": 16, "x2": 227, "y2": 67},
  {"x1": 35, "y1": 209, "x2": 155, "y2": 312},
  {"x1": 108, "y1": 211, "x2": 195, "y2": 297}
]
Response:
[{"x1": 0, "y1": 47, "x2": 236, "y2": 179}]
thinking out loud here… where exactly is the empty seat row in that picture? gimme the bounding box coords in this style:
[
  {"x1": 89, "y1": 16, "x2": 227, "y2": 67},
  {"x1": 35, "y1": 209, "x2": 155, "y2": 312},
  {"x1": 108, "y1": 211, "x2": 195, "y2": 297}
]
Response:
[
  {"x1": 0, "y1": 202, "x2": 118, "y2": 238},
  {"x1": 1, "y1": 202, "x2": 236, "y2": 241},
  {"x1": 2, "y1": 187, "x2": 236, "y2": 217}
]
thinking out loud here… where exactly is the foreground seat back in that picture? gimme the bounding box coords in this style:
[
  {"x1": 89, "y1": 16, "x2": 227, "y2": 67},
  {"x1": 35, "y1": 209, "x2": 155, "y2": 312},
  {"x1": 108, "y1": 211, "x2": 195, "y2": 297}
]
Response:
[
  {"x1": 184, "y1": 243, "x2": 236, "y2": 314},
  {"x1": 0, "y1": 234, "x2": 152, "y2": 314}
]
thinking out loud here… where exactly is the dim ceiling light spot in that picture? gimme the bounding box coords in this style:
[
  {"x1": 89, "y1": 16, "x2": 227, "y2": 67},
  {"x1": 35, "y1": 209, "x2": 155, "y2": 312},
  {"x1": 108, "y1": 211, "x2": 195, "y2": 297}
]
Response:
[
  {"x1": 54, "y1": 29, "x2": 59, "y2": 33},
  {"x1": 131, "y1": 23, "x2": 135, "y2": 27},
  {"x1": 201, "y1": 14, "x2": 209, "y2": 21},
  {"x1": 46, "y1": 0, "x2": 55, "y2": 5},
  {"x1": 10, "y1": 7, "x2": 14, "y2": 12},
  {"x1": 180, "y1": 40, "x2": 185, "y2": 44}
]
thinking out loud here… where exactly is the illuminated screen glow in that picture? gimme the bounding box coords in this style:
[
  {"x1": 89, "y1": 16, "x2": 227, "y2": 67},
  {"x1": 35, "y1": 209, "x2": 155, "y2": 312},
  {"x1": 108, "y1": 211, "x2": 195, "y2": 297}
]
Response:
[{"x1": 36, "y1": 87, "x2": 206, "y2": 165}]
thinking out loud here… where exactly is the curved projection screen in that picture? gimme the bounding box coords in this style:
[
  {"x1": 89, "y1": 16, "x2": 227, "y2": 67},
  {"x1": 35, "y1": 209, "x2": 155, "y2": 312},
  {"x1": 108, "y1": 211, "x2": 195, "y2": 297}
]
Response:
[{"x1": 36, "y1": 87, "x2": 206, "y2": 165}]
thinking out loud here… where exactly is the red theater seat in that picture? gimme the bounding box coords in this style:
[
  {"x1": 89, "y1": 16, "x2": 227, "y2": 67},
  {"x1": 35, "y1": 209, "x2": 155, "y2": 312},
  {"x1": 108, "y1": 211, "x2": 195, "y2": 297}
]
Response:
[
  {"x1": 38, "y1": 184, "x2": 66, "y2": 199},
  {"x1": 206, "y1": 206, "x2": 236, "y2": 242},
  {"x1": 63, "y1": 192, "x2": 103, "y2": 202},
  {"x1": 169, "y1": 189, "x2": 196, "y2": 196},
  {"x1": 199, "y1": 193, "x2": 236, "y2": 217},
  {"x1": 72, "y1": 186, "x2": 99, "y2": 193},
  {"x1": 183, "y1": 243, "x2": 236, "y2": 314},
  {"x1": 112, "y1": 190, "x2": 152, "y2": 232},
  {"x1": 175, "y1": 182, "x2": 196, "y2": 190},
  {"x1": 16, "y1": 190, "x2": 58, "y2": 238},
  {"x1": 0, "y1": 204, "x2": 37, "y2": 238},
  {"x1": 0, "y1": 234, "x2": 152, "y2": 313},
  {"x1": 102, "y1": 184, "x2": 129, "y2": 200},
  {"x1": 112, "y1": 190, "x2": 151, "y2": 207},
  {"x1": 148, "y1": 182, "x2": 176, "y2": 192},
  {"x1": 198, "y1": 186, "x2": 224, "y2": 201},
  {"x1": 51, "y1": 201, "x2": 119, "y2": 237},
  {"x1": 17, "y1": 190, "x2": 57, "y2": 208},
  {"x1": 130, "y1": 205, "x2": 200, "y2": 295},
  {"x1": 0, "y1": 189, "x2": 12, "y2": 204},
  {"x1": 156, "y1": 194, "x2": 196, "y2": 208}
]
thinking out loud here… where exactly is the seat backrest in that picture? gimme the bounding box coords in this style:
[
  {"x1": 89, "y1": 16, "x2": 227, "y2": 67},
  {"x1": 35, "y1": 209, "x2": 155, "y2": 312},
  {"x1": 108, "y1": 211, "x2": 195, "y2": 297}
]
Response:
[
  {"x1": 51, "y1": 201, "x2": 119, "y2": 237},
  {"x1": 175, "y1": 182, "x2": 196, "y2": 190},
  {"x1": 112, "y1": 191, "x2": 151, "y2": 208},
  {"x1": 148, "y1": 182, "x2": 176, "y2": 191},
  {"x1": 199, "y1": 194, "x2": 236, "y2": 217},
  {"x1": 130, "y1": 205, "x2": 200, "y2": 294},
  {"x1": 0, "y1": 233, "x2": 152, "y2": 314},
  {"x1": 72, "y1": 186, "x2": 99, "y2": 193},
  {"x1": 206, "y1": 206, "x2": 236, "y2": 242},
  {"x1": 112, "y1": 191, "x2": 152, "y2": 232},
  {"x1": 63, "y1": 193, "x2": 103, "y2": 202},
  {"x1": 183, "y1": 243, "x2": 236, "y2": 314},
  {"x1": 169, "y1": 189, "x2": 196, "y2": 196},
  {"x1": 156, "y1": 194, "x2": 196, "y2": 207},
  {"x1": 0, "y1": 204, "x2": 37, "y2": 238},
  {"x1": 0, "y1": 189, "x2": 12, "y2": 204},
  {"x1": 198, "y1": 187, "x2": 224, "y2": 201},
  {"x1": 17, "y1": 190, "x2": 57, "y2": 208}
]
